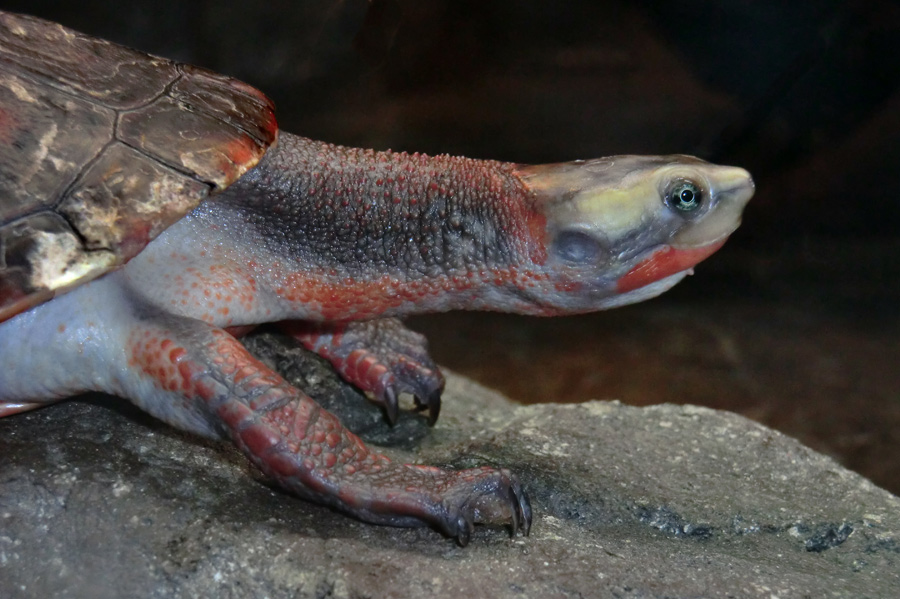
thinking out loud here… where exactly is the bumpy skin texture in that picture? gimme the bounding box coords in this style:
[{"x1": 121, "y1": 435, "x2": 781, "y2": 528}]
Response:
[
  {"x1": 219, "y1": 136, "x2": 549, "y2": 319},
  {"x1": 0, "y1": 127, "x2": 753, "y2": 543}
]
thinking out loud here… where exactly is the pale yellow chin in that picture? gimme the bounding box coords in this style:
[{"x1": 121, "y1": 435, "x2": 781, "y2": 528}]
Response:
[{"x1": 598, "y1": 271, "x2": 690, "y2": 309}]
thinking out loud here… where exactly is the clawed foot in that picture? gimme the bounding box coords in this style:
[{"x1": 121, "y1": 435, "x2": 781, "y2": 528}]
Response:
[
  {"x1": 269, "y1": 321, "x2": 529, "y2": 544},
  {"x1": 348, "y1": 344, "x2": 444, "y2": 426},
  {"x1": 285, "y1": 318, "x2": 445, "y2": 425},
  {"x1": 245, "y1": 392, "x2": 532, "y2": 545},
  {"x1": 363, "y1": 465, "x2": 532, "y2": 546},
  {"x1": 434, "y1": 466, "x2": 532, "y2": 546}
]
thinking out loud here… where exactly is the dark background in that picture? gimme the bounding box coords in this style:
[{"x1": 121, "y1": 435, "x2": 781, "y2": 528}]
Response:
[{"x1": 5, "y1": 1, "x2": 899, "y2": 493}]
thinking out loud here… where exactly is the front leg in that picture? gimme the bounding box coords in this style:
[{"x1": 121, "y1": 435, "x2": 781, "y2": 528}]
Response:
[
  {"x1": 285, "y1": 319, "x2": 445, "y2": 425},
  {"x1": 127, "y1": 319, "x2": 529, "y2": 544}
]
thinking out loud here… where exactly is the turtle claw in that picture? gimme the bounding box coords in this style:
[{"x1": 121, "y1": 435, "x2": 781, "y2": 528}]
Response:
[
  {"x1": 378, "y1": 379, "x2": 440, "y2": 426},
  {"x1": 379, "y1": 385, "x2": 400, "y2": 425},
  {"x1": 455, "y1": 514, "x2": 474, "y2": 547},
  {"x1": 509, "y1": 488, "x2": 520, "y2": 536},
  {"x1": 414, "y1": 388, "x2": 442, "y2": 426},
  {"x1": 501, "y1": 470, "x2": 532, "y2": 538},
  {"x1": 516, "y1": 479, "x2": 532, "y2": 537}
]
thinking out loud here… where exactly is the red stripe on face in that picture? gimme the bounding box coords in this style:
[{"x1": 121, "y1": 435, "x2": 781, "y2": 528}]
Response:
[{"x1": 616, "y1": 239, "x2": 727, "y2": 294}]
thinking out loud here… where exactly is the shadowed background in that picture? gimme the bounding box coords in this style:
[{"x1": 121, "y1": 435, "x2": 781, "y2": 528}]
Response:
[{"x1": 4, "y1": 0, "x2": 898, "y2": 493}]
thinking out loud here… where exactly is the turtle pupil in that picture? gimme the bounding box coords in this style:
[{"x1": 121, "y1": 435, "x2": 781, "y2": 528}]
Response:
[{"x1": 668, "y1": 181, "x2": 702, "y2": 213}]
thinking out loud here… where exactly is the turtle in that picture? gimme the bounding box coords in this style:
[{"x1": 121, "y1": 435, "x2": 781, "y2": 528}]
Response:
[{"x1": 0, "y1": 10, "x2": 754, "y2": 544}]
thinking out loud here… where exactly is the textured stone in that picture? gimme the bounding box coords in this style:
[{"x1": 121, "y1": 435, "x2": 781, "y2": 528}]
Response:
[{"x1": 1, "y1": 333, "x2": 898, "y2": 598}]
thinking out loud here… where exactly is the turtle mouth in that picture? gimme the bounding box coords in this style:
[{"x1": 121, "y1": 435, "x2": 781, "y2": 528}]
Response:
[{"x1": 614, "y1": 239, "x2": 727, "y2": 294}]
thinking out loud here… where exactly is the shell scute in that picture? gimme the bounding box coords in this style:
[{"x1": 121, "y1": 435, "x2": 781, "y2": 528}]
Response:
[{"x1": 0, "y1": 11, "x2": 279, "y2": 321}]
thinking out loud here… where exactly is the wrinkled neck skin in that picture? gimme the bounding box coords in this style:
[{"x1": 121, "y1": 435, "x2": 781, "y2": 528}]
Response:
[
  {"x1": 206, "y1": 132, "x2": 557, "y2": 320},
  {"x1": 125, "y1": 133, "x2": 752, "y2": 326}
]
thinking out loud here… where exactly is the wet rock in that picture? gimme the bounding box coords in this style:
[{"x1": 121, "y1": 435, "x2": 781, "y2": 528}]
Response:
[{"x1": 1, "y1": 333, "x2": 898, "y2": 598}]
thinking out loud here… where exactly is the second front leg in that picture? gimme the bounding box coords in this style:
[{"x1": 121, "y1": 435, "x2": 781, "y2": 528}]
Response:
[{"x1": 284, "y1": 319, "x2": 445, "y2": 425}]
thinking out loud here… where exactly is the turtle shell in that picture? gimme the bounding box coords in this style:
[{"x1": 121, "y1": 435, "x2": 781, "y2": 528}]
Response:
[{"x1": 0, "y1": 11, "x2": 278, "y2": 322}]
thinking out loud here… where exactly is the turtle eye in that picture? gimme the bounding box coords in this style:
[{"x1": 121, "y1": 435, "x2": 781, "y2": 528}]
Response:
[
  {"x1": 552, "y1": 230, "x2": 603, "y2": 264},
  {"x1": 665, "y1": 179, "x2": 704, "y2": 214}
]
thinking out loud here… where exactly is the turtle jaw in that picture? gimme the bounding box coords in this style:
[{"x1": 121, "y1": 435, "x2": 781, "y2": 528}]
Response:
[{"x1": 613, "y1": 238, "x2": 727, "y2": 295}]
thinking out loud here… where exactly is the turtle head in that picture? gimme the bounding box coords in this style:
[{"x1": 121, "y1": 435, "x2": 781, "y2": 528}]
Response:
[{"x1": 515, "y1": 155, "x2": 754, "y2": 312}]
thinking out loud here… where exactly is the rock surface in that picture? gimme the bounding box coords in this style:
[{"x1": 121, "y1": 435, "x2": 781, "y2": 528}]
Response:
[{"x1": 1, "y1": 333, "x2": 898, "y2": 598}]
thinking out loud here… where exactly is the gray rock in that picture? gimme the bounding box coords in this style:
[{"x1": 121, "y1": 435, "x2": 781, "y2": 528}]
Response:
[{"x1": 1, "y1": 333, "x2": 898, "y2": 598}]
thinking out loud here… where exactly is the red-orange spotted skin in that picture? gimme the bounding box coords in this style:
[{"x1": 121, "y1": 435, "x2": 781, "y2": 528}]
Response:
[{"x1": 0, "y1": 11, "x2": 754, "y2": 546}]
